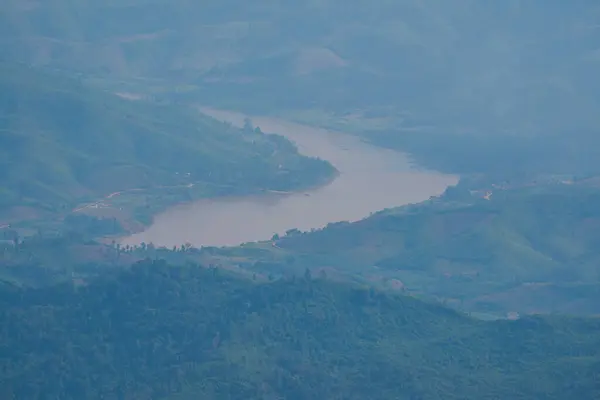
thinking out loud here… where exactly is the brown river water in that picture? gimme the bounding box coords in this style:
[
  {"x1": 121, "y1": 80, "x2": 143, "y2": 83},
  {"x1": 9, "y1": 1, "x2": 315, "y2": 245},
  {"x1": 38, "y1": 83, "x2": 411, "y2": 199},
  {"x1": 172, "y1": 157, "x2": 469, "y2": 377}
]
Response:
[{"x1": 121, "y1": 108, "x2": 458, "y2": 247}]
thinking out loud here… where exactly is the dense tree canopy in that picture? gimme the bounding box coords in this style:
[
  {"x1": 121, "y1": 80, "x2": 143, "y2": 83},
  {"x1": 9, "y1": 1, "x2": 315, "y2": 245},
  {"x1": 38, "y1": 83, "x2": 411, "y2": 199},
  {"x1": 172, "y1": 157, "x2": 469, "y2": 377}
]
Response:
[{"x1": 1, "y1": 260, "x2": 599, "y2": 399}]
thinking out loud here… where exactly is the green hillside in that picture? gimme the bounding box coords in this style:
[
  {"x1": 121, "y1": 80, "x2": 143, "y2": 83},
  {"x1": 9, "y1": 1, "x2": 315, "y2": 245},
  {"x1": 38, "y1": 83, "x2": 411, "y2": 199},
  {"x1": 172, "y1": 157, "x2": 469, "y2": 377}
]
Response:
[
  {"x1": 1, "y1": 259, "x2": 599, "y2": 399},
  {"x1": 236, "y1": 183, "x2": 600, "y2": 316},
  {"x1": 0, "y1": 62, "x2": 334, "y2": 217}
]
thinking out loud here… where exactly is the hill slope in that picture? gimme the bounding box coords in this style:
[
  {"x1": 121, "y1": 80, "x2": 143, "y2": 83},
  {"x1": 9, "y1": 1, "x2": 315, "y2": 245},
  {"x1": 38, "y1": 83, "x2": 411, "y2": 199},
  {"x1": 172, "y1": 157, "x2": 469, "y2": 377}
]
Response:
[
  {"x1": 4, "y1": 1, "x2": 599, "y2": 178},
  {"x1": 2, "y1": 1, "x2": 599, "y2": 137},
  {"x1": 1, "y1": 259, "x2": 599, "y2": 399},
  {"x1": 0, "y1": 62, "x2": 334, "y2": 217},
  {"x1": 244, "y1": 183, "x2": 600, "y2": 316}
]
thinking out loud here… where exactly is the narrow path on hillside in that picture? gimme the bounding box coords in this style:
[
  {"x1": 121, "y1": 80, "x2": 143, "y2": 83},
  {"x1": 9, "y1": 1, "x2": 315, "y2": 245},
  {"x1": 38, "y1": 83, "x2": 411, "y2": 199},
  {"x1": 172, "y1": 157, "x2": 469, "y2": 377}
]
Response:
[
  {"x1": 72, "y1": 182, "x2": 198, "y2": 213},
  {"x1": 71, "y1": 181, "x2": 295, "y2": 214}
]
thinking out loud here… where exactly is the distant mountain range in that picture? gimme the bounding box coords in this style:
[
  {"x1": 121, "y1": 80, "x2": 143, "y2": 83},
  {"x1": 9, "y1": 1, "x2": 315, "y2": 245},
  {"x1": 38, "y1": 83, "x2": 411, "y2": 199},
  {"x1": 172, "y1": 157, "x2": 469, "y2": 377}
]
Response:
[{"x1": 3, "y1": 1, "x2": 599, "y2": 137}]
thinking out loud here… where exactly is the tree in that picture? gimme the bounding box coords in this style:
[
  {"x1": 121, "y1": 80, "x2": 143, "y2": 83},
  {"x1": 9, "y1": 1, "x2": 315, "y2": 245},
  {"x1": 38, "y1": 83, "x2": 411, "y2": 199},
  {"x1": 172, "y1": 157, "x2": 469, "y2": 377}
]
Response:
[
  {"x1": 285, "y1": 228, "x2": 301, "y2": 237},
  {"x1": 319, "y1": 269, "x2": 328, "y2": 280},
  {"x1": 243, "y1": 118, "x2": 253, "y2": 133},
  {"x1": 304, "y1": 268, "x2": 312, "y2": 281}
]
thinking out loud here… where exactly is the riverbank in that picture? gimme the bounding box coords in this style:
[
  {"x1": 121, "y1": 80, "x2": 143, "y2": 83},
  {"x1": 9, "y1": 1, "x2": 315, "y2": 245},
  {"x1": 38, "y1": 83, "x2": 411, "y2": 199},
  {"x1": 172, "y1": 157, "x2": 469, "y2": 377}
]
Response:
[
  {"x1": 69, "y1": 166, "x2": 340, "y2": 241},
  {"x1": 120, "y1": 109, "x2": 457, "y2": 248}
]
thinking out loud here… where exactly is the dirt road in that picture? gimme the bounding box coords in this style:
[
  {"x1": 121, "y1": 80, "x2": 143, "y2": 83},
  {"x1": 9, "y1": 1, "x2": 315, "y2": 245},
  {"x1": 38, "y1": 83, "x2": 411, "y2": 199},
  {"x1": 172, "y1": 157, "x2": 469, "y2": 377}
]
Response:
[{"x1": 72, "y1": 183, "x2": 199, "y2": 213}]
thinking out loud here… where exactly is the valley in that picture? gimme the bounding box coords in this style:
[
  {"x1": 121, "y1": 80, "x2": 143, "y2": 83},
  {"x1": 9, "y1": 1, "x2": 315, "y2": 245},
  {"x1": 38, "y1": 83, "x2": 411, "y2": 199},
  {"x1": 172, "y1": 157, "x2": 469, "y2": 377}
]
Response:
[
  {"x1": 122, "y1": 108, "x2": 457, "y2": 247},
  {"x1": 2, "y1": 2, "x2": 600, "y2": 399},
  {"x1": 0, "y1": 63, "x2": 335, "y2": 233}
]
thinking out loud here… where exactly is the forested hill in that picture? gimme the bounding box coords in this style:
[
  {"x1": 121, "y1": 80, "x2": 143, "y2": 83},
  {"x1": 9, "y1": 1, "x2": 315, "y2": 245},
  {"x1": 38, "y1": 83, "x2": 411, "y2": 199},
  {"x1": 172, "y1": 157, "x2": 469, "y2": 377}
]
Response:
[
  {"x1": 269, "y1": 183, "x2": 600, "y2": 316},
  {"x1": 3, "y1": 1, "x2": 598, "y2": 138},
  {"x1": 0, "y1": 62, "x2": 334, "y2": 214},
  {"x1": 4, "y1": 1, "x2": 598, "y2": 179},
  {"x1": 1, "y1": 259, "x2": 599, "y2": 399}
]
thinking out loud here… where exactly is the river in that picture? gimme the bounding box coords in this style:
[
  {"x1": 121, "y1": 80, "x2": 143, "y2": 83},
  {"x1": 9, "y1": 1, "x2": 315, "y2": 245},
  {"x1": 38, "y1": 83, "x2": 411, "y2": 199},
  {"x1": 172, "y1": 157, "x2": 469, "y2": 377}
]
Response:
[{"x1": 121, "y1": 108, "x2": 458, "y2": 247}]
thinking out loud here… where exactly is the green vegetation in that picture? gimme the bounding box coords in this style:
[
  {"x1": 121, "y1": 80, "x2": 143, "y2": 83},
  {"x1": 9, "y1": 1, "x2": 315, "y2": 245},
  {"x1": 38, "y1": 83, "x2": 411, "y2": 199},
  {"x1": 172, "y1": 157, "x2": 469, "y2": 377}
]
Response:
[
  {"x1": 4, "y1": 4, "x2": 600, "y2": 398},
  {"x1": 216, "y1": 182, "x2": 600, "y2": 316},
  {"x1": 63, "y1": 214, "x2": 124, "y2": 236},
  {"x1": 0, "y1": 62, "x2": 335, "y2": 223},
  {"x1": 6, "y1": 178, "x2": 600, "y2": 318},
  {"x1": 1, "y1": 259, "x2": 599, "y2": 399},
  {"x1": 356, "y1": 129, "x2": 600, "y2": 179}
]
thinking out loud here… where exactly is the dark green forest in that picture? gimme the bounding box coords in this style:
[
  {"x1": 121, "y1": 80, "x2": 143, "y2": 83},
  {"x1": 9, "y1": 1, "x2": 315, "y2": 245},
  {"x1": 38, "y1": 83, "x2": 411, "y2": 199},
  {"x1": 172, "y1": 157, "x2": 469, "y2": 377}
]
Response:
[
  {"x1": 1, "y1": 259, "x2": 599, "y2": 400},
  {"x1": 260, "y1": 182, "x2": 600, "y2": 316}
]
